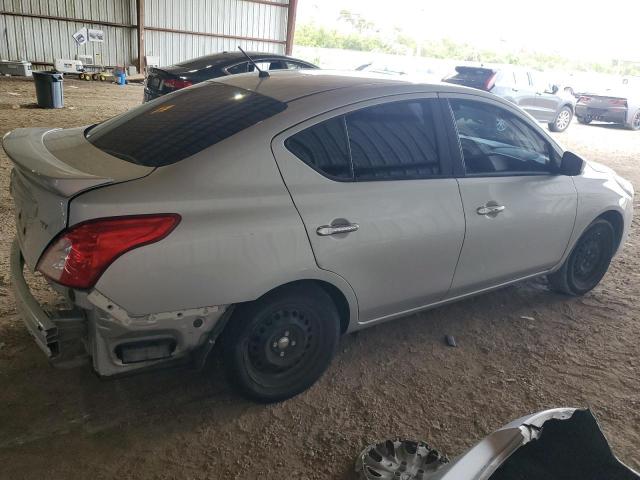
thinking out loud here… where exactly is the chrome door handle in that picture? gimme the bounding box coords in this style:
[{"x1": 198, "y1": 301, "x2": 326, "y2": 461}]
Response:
[
  {"x1": 316, "y1": 223, "x2": 359, "y2": 236},
  {"x1": 477, "y1": 205, "x2": 505, "y2": 216}
]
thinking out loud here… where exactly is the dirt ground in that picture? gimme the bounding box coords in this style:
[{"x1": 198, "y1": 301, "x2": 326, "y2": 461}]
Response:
[{"x1": 0, "y1": 77, "x2": 638, "y2": 480}]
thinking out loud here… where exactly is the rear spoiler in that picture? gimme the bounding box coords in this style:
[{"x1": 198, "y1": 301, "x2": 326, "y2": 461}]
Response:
[{"x1": 2, "y1": 128, "x2": 112, "y2": 196}]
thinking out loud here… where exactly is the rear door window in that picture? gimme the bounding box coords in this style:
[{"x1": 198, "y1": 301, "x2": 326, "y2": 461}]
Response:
[
  {"x1": 514, "y1": 70, "x2": 531, "y2": 88},
  {"x1": 346, "y1": 100, "x2": 441, "y2": 181},
  {"x1": 285, "y1": 99, "x2": 442, "y2": 182},
  {"x1": 495, "y1": 70, "x2": 515, "y2": 88},
  {"x1": 226, "y1": 62, "x2": 249, "y2": 74},
  {"x1": 86, "y1": 82, "x2": 286, "y2": 166},
  {"x1": 286, "y1": 61, "x2": 308, "y2": 70},
  {"x1": 285, "y1": 117, "x2": 352, "y2": 180}
]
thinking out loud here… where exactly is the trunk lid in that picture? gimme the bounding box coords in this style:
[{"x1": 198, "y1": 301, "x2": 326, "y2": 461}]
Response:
[{"x1": 4, "y1": 127, "x2": 153, "y2": 268}]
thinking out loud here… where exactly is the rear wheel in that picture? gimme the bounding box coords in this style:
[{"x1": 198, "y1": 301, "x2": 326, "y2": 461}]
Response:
[
  {"x1": 221, "y1": 284, "x2": 340, "y2": 403},
  {"x1": 548, "y1": 106, "x2": 573, "y2": 132},
  {"x1": 547, "y1": 219, "x2": 615, "y2": 296},
  {"x1": 626, "y1": 109, "x2": 640, "y2": 131},
  {"x1": 577, "y1": 116, "x2": 592, "y2": 125}
]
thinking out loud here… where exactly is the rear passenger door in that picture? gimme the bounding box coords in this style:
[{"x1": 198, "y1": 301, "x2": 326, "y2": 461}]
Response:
[
  {"x1": 528, "y1": 71, "x2": 562, "y2": 122},
  {"x1": 272, "y1": 95, "x2": 466, "y2": 324},
  {"x1": 512, "y1": 70, "x2": 540, "y2": 119}
]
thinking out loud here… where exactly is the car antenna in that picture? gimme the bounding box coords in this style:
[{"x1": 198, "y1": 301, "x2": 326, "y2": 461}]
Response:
[{"x1": 238, "y1": 47, "x2": 269, "y2": 78}]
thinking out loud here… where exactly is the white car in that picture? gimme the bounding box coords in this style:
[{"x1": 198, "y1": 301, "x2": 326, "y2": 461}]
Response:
[{"x1": 6, "y1": 70, "x2": 634, "y2": 402}]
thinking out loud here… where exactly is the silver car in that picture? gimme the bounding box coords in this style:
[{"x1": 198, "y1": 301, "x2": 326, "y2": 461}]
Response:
[
  {"x1": 6, "y1": 71, "x2": 634, "y2": 402},
  {"x1": 575, "y1": 77, "x2": 640, "y2": 130}
]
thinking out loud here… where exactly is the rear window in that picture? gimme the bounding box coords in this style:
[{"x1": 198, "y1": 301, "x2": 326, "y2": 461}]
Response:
[
  {"x1": 86, "y1": 82, "x2": 286, "y2": 166},
  {"x1": 444, "y1": 68, "x2": 496, "y2": 90}
]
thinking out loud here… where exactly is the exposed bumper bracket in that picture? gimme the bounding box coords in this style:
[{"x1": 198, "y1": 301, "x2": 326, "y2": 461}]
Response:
[{"x1": 10, "y1": 239, "x2": 86, "y2": 364}]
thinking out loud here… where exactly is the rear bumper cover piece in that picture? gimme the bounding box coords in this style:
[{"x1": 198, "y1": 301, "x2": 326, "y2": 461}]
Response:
[
  {"x1": 575, "y1": 105, "x2": 627, "y2": 123},
  {"x1": 10, "y1": 239, "x2": 85, "y2": 362}
]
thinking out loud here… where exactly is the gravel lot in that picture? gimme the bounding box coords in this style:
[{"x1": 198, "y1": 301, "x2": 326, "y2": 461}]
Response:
[{"x1": 0, "y1": 77, "x2": 638, "y2": 479}]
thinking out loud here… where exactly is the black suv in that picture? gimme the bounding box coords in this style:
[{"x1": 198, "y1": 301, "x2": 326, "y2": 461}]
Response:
[
  {"x1": 444, "y1": 66, "x2": 576, "y2": 132},
  {"x1": 144, "y1": 51, "x2": 318, "y2": 102}
]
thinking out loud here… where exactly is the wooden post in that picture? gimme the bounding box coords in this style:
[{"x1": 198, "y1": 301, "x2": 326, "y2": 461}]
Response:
[
  {"x1": 285, "y1": 0, "x2": 298, "y2": 55},
  {"x1": 136, "y1": 0, "x2": 145, "y2": 73}
]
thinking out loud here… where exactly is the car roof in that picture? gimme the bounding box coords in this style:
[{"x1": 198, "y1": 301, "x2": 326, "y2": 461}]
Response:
[
  {"x1": 172, "y1": 51, "x2": 311, "y2": 69},
  {"x1": 214, "y1": 69, "x2": 483, "y2": 102}
]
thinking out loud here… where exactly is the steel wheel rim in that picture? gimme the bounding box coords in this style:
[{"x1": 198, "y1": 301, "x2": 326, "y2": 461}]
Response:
[
  {"x1": 556, "y1": 110, "x2": 571, "y2": 129},
  {"x1": 243, "y1": 306, "x2": 322, "y2": 388},
  {"x1": 571, "y1": 226, "x2": 611, "y2": 290}
]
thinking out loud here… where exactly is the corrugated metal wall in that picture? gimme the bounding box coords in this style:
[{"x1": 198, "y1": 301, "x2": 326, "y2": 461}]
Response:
[
  {"x1": 0, "y1": 0, "x2": 135, "y2": 66},
  {"x1": 145, "y1": 0, "x2": 287, "y2": 67},
  {"x1": 0, "y1": 0, "x2": 288, "y2": 68}
]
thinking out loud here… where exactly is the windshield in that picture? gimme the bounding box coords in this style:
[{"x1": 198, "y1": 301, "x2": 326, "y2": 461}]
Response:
[{"x1": 85, "y1": 82, "x2": 287, "y2": 167}]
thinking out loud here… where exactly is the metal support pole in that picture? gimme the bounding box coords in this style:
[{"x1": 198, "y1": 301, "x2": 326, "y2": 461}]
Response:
[
  {"x1": 285, "y1": 0, "x2": 298, "y2": 55},
  {"x1": 136, "y1": 0, "x2": 145, "y2": 73}
]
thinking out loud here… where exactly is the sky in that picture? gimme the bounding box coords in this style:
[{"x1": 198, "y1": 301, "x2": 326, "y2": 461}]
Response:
[{"x1": 297, "y1": 0, "x2": 640, "y2": 62}]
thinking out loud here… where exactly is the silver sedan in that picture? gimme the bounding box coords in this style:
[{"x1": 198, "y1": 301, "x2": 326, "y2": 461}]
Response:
[{"x1": 5, "y1": 70, "x2": 634, "y2": 402}]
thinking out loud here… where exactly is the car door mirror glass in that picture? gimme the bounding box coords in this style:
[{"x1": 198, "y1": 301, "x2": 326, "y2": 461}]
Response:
[{"x1": 560, "y1": 151, "x2": 585, "y2": 176}]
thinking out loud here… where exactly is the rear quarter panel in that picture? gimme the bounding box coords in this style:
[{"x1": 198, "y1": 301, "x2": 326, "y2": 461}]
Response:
[{"x1": 68, "y1": 125, "x2": 358, "y2": 320}]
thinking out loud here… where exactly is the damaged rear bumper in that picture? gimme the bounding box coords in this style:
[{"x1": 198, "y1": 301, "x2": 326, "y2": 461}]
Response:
[
  {"x1": 10, "y1": 240, "x2": 85, "y2": 364},
  {"x1": 10, "y1": 238, "x2": 229, "y2": 375}
]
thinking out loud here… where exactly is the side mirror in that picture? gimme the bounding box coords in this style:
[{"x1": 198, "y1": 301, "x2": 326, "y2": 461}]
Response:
[{"x1": 560, "y1": 151, "x2": 585, "y2": 176}]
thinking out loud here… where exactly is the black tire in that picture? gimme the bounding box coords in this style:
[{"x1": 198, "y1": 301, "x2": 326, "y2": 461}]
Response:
[
  {"x1": 625, "y1": 109, "x2": 640, "y2": 131},
  {"x1": 548, "y1": 106, "x2": 573, "y2": 132},
  {"x1": 577, "y1": 116, "x2": 592, "y2": 125},
  {"x1": 221, "y1": 283, "x2": 340, "y2": 403},
  {"x1": 547, "y1": 219, "x2": 615, "y2": 296}
]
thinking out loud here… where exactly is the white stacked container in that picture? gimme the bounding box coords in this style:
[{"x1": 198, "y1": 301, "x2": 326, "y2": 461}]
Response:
[{"x1": 0, "y1": 60, "x2": 33, "y2": 77}]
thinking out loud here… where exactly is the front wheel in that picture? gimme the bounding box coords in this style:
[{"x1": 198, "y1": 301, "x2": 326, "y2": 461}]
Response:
[
  {"x1": 548, "y1": 106, "x2": 573, "y2": 132},
  {"x1": 547, "y1": 219, "x2": 615, "y2": 296},
  {"x1": 220, "y1": 284, "x2": 340, "y2": 403},
  {"x1": 577, "y1": 116, "x2": 592, "y2": 125}
]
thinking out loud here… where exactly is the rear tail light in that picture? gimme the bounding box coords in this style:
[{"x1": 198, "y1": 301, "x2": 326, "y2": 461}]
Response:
[
  {"x1": 609, "y1": 98, "x2": 627, "y2": 107},
  {"x1": 484, "y1": 72, "x2": 498, "y2": 91},
  {"x1": 163, "y1": 78, "x2": 193, "y2": 90},
  {"x1": 37, "y1": 214, "x2": 181, "y2": 289},
  {"x1": 577, "y1": 96, "x2": 591, "y2": 104}
]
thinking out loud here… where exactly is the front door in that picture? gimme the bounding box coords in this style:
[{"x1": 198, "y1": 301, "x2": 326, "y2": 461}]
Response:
[
  {"x1": 272, "y1": 95, "x2": 466, "y2": 323},
  {"x1": 444, "y1": 96, "x2": 577, "y2": 296}
]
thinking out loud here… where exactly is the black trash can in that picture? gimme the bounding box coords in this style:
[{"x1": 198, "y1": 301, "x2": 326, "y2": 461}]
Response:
[{"x1": 32, "y1": 71, "x2": 64, "y2": 108}]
